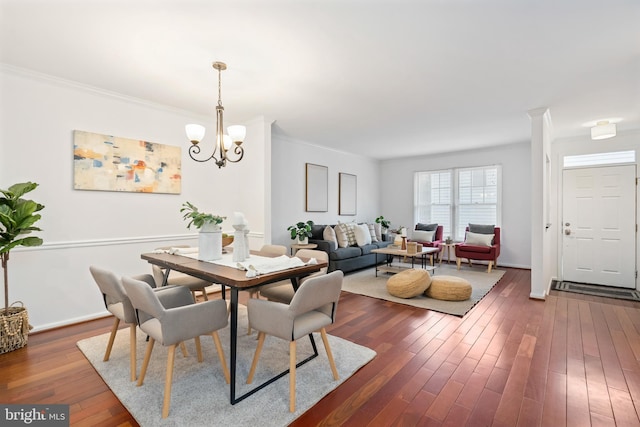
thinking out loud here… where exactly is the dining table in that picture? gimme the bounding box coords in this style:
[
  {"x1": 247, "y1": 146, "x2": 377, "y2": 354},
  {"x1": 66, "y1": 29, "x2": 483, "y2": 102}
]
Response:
[{"x1": 140, "y1": 250, "x2": 327, "y2": 405}]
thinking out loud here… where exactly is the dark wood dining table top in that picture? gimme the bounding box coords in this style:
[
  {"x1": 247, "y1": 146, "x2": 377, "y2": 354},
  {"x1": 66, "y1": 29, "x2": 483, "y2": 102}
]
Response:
[{"x1": 141, "y1": 251, "x2": 327, "y2": 290}]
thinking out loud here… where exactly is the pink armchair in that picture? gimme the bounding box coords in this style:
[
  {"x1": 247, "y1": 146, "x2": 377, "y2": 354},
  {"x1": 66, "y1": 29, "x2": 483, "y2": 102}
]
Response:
[
  {"x1": 455, "y1": 226, "x2": 501, "y2": 273},
  {"x1": 409, "y1": 225, "x2": 443, "y2": 265}
]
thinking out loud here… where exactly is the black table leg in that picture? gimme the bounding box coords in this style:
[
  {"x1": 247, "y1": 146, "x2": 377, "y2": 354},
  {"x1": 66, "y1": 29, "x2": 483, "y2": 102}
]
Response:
[{"x1": 229, "y1": 288, "x2": 238, "y2": 404}]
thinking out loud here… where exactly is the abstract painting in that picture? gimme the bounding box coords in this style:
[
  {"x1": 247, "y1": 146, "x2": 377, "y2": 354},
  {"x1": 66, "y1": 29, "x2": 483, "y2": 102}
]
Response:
[{"x1": 73, "y1": 130, "x2": 181, "y2": 194}]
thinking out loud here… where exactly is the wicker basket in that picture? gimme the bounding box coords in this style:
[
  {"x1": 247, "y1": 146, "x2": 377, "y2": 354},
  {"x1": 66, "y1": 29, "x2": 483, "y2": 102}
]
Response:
[
  {"x1": 222, "y1": 236, "x2": 234, "y2": 247},
  {"x1": 1, "y1": 302, "x2": 31, "y2": 354}
]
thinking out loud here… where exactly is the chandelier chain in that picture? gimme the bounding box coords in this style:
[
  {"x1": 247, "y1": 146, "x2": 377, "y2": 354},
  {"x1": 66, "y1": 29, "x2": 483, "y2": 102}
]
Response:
[{"x1": 217, "y1": 67, "x2": 223, "y2": 107}]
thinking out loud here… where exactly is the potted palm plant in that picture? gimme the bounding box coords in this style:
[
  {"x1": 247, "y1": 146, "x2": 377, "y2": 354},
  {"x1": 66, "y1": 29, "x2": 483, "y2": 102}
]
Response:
[
  {"x1": 0, "y1": 182, "x2": 44, "y2": 353},
  {"x1": 180, "y1": 202, "x2": 226, "y2": 261},
  {"x1": 287, "y1": 220, "x2": 314, "y2": 244}
]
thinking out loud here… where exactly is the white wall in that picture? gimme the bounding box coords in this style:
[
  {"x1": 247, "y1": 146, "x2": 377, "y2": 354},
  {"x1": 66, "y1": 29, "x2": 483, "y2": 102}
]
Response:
[
  {"x1": 528, "y1": 108, "x2": 553, "y2": 299},
  {"x1": 0, "y1": 66, "x2": 270, "y2": 331},
  {"x1": 271, "y1": 132, "x2": 381, "y2": 247},
  {"x1": 378, "y1": 142, "x2": 532, "y2": 268},
  {"x1": 551, "y1": 129, "x2": 640, "y2": 291}
]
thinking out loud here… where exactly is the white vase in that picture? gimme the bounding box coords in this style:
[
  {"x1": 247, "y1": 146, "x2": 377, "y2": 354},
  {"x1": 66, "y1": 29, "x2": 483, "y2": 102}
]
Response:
[
  {"x1": 198, "y1": 223, "x2": 222, "y2": 261},
  {"x1": 232, "y1": 223, "x2": 247, "y2": 262},
  {"x1": 297, "y1": 236, "x2": 309, "y2": 245}
]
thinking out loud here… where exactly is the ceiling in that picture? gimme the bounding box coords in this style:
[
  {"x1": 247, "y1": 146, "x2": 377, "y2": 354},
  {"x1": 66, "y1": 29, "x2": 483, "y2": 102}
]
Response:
[{"x1": 1, "y1": 0, "x2": 639, "y2": 159}]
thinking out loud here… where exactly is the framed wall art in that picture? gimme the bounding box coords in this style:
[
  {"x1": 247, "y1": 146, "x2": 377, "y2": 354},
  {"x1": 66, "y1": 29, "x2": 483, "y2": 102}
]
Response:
[
  {"x1": 73, "y1": 130, "x2": 182, "y2": 194},
  {"x1": 305, "y1": 163, "x2": 328, "y2": 212},
  {"x1": 339, "y1": 172, "x2": 357, "y2": 215}
]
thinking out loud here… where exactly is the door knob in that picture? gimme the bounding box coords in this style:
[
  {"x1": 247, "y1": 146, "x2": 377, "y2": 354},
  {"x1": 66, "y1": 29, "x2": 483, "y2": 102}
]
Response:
[{"x1": 565, "y1": 229, "x2": 571, "y2": 235}]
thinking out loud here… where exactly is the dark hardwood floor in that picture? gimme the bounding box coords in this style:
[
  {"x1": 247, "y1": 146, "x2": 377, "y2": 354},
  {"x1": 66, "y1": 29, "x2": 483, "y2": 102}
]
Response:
[{"x1": 2, "y1": 267, "x2": 640, "y2": 426}]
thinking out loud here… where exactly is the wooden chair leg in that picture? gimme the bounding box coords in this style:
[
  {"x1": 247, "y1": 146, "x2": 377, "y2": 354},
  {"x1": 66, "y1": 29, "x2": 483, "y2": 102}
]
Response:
[
  {"x1": 212, "y1": 331, "x2": 230, "y2": 384},
  {"x1": 129, "y1": 324, "x2": 137, "y2": 381},
  {"x1": 137, "y1": 338, "x2": 155, "y2": 386},
  {"x1": 320, "y1": 328, "x2": 339, "y2": 380},
  {"x1": 201, "y1": 288, "x2": 209, "y2": 301},
  {"x1": 162, "y1": 344, "x2": 176, "y2": 419},
  {"x1": 456, "y1": 257, "x2": 462, "y2": 270},
  {"x1": 247, "y1": 332, "x2": 266, "y2": 384},
  {"x1": 104, "y1": 317, "x2": 120, "y2": 361},
  {"x1": 179, "y1": 342, "x2": 188, "y2": 357},
  {"x1": 487, "y1": 261, "x2": 493, "y2": 274},
  {"x1": 195, "y1": 336, "x2": 203, "y2": 362},
  {"x1": 289, "y1": 340, "x2": 296, "y2": 412}
]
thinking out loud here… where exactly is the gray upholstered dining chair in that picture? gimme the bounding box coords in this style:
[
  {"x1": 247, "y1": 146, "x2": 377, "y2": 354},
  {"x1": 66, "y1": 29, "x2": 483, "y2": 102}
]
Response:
[
  {"x1": 89, "y1": 265, "x2": 184, "y2": 381},
  {"x1": 246, "y1": 270, "x2": 343, "y2": 412},
  {"x1": 245, "y1": 244, "x2": 288, "y2": 334},
  {"x1": 122, "y1": 276, "x2": 230, "y2": 419},
  {"x1": 152, "y1": 245, "x2": 219, "y2": 302},
  {"x1": 259, "y1": 248, "x2": 329, "y2": 304}
]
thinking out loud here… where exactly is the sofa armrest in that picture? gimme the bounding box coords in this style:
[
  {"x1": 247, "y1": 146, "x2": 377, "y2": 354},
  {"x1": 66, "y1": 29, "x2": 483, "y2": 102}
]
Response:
[{"x1": 308, "y1": 239, "x2": 335, "y2": 255}]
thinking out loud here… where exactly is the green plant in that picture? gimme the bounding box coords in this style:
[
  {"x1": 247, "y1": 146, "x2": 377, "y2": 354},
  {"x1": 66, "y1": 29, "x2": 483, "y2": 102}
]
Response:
[
  {"x1": 180, "y1": 202, "x2": 226, "y2": 230},
  {"x1": 0, "y1": 182, "x2": 45, "y2": 314},
  {"x1": 375, "y1": 215, "x2": 390, "y2": 229},
  {"x1": 287, "y1": 220, "x2": 314, "y2": 240}
]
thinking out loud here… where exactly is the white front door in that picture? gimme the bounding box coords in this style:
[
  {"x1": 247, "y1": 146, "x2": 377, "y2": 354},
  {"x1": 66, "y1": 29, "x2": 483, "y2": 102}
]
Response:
[{"x1": 562, "y1": 165, "x2": 637, "y2": 288}]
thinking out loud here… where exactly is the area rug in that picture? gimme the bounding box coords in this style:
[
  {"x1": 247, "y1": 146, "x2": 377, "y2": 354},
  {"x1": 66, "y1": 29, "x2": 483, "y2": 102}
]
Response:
[
  {"x1": 342, "y1": 263, "x2": 505, "y2": 317},
  {"x1": 77, "y1": 306, "x2": 375, "y2": 427},
  {"x1": 551, "y1": 279, "x2": 640, "y2": 302}
]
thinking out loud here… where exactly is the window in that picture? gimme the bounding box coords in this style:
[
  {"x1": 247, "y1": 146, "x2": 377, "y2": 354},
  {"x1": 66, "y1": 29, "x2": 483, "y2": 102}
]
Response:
[
  {"x1": 563, "y1": 150, "x2": 635, "y2": 168},
  {"x1": 414, "y1": 165, "x2": 501, "y2": 241}
]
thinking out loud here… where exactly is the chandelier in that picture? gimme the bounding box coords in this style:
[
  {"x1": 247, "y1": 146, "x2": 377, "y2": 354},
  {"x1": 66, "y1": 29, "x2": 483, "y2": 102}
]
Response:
[{"x1": 185, "y1": 61, "x2": 246, "y2": 168}]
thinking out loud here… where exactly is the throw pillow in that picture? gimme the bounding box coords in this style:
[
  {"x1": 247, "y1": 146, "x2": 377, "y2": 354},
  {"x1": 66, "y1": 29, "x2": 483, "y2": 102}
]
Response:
[
  {"x1": 367, "y1": 223, "x2": 379, "y2": 242},
  {"x1": 416, "y1": 223, "x2": 438, "y2": 231},
  {"x1": 354, "y1": 224, "x2": 372, "y2": 246},
  {"x1": 373, "y1": 222, "x2": 382, "y2": 241},
  {"x1": 334, "y1": 225, "x2": 349, "y2": 248},
  {"x1": 345, "y1": 222, "x2": 358, "y2": 246},
  {"x1": 412, "y1": 229, "x2": 435, "y2": 242},
  {"x1": 469, "y1": 224, "x2": 495, "y2": 234},
  {"x1": 464, "y1": 231, "x2": 494, "y2": 247},
  {"x1": 323, "y1": 225, "x2": 338, "y2": 250}
]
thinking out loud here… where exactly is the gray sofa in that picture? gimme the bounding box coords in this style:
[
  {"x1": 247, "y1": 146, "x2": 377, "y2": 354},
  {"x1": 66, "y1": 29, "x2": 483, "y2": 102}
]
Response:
[{"x1": 308, "y1": 224, "x2": 392, "y2": 273}]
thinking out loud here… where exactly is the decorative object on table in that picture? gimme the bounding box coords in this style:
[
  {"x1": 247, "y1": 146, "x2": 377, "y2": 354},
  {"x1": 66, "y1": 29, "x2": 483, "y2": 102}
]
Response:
[
  {"x1": 338, "y1": 172, "x2": 357, "y2": 215},
  {"x1": 0, "y1": 182, "x2": 44, "y2": 353},
  {"x1": 232, "y1": 212, "x2": 249, "y2": 263},
  {"x1": 407, "y1": 241, "x2": 417, "y2": 255},
  {"x1": 287, "y1": 220, "x2": 314, "y2": 245},
  {"x1": 445, "y1": 236, "x2": 453, "y2": 244},
  {"x1": 180, "y1": 202, "x2": 225, "y2": 261},
  {"x1": 185, "y1": 61, "x2": 246, "y2": 169},
  {"x1": 222, "y1": 234, "x2": 234, "y2": 249},
  {"x1": 73, "y1": 130, "x2": 182, "y2": 194},
  {"x1": 305, "y1": 163, "x2": 328, "y2": 212}
]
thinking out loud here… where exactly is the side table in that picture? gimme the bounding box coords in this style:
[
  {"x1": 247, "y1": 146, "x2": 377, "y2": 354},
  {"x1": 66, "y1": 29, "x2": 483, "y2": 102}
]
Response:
[
  {"x1": 290, "y1": 243, "x2": 318, "y2": 255},
  {"x1": 439, "y1": 242, "x2": 458, "y2": 265}
]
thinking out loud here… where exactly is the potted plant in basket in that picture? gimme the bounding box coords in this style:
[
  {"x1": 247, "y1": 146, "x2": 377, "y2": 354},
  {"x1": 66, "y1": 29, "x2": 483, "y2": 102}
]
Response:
[
  {"x1": 287, "y1": 220, "x2": 314, "y2": 245},
  {"x1": 0, "y1": 182, "x2": 44, "y2": 354},
  {"x1": 180, "y1": 202, "x2": 227, "y2": 261}
]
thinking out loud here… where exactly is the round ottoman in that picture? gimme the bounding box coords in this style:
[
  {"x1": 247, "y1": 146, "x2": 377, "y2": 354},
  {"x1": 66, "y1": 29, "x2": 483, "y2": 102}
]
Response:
[
  {"x1": 387, "y1": 269, "x2": 432, "y2": 299},
  {"x1": 426, "y1": 275, "x2": 472, "y2": 301}
]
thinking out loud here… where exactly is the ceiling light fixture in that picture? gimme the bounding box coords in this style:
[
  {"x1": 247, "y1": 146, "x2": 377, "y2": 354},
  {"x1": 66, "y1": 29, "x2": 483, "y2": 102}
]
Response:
[
  {"x1": 590, "y1": 120, "x2": 616, "y2": 140},
  {"x1": 185, "y1": 61, "x2": 246, "y2": 168}
]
